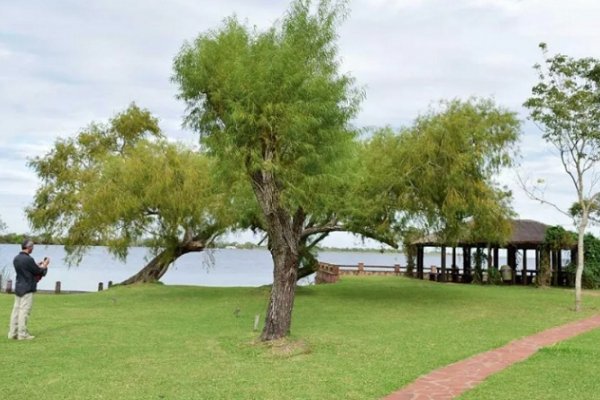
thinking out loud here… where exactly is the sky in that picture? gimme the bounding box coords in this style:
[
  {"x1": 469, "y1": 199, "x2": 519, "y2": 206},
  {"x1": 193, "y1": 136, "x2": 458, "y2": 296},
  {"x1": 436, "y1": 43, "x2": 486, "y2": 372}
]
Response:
[{"x1": 1, "y1": 0, "x2": 600, "y2": 248}]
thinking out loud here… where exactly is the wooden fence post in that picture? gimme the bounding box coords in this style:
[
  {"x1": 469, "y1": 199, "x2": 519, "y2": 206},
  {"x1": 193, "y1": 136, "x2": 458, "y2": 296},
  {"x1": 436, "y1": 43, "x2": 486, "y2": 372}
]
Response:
[
  {"x1": 6, "y1": 279, "x2": 13, "y2": 294},
  {"x1": 55, "y1": 281, "x2": 61, "y2": 294},
  {"x1": 358, "y1": 262, "x2": 364, "y2": 275}
]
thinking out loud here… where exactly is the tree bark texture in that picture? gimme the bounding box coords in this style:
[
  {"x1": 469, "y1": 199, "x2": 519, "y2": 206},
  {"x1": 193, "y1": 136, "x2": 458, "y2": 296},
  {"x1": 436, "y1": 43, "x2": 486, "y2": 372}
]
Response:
[
  {"x1": 119, "y1": 240, "x2": 205, "y2": 285},
  {"x1": 251, "y1": 169, "x2": 303, "y2": 341},
  {"x1": 575, "y1": 216, "x2": 587, "y2": 311}
]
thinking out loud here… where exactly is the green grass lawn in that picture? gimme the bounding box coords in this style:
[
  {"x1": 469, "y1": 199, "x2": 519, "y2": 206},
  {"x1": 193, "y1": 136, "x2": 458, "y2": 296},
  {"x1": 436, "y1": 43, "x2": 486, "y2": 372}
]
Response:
[{"x1": 1, "y1": 277, "x2": 599, "y2": 399}]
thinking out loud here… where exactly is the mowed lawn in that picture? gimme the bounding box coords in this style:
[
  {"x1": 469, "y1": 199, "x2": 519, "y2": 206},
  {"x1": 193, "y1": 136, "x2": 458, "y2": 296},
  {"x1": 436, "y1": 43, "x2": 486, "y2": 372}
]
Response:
[{"x1": 1, "y1": 277, "x2": 599, "y2": 399}]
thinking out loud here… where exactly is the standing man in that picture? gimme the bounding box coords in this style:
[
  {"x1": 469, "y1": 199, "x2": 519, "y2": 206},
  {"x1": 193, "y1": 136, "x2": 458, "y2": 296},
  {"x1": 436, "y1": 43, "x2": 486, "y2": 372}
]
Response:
[{"x1": 7, "y1": 239, "x2": 50, "y2": 340}]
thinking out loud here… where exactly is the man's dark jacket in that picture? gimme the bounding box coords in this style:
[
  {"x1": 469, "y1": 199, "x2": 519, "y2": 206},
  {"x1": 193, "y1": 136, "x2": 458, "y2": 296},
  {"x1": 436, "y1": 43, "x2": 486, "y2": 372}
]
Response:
[{"x1": 13, "y1": 252, "x2": 46, "y2": 297}]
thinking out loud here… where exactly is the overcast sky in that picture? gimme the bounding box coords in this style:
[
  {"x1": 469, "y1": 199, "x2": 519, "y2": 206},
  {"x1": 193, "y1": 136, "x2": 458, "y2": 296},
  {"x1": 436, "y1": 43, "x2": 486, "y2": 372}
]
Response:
[{"x1": 1, "y1": 0, "x2": 599, "y2": 247}]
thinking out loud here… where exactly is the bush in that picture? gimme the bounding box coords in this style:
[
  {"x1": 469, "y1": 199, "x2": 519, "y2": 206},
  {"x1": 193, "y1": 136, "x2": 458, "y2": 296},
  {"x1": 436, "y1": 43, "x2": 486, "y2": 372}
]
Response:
[{"x1": 566, "y1": 233, "x2": 600, "y2": 289}]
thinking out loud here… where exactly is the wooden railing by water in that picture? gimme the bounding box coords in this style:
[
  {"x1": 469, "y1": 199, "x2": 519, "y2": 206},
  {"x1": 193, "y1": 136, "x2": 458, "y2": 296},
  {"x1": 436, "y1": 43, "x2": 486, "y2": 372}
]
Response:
[{"x1": 316, "y1": 262, "x2": 409, "y2": 284}]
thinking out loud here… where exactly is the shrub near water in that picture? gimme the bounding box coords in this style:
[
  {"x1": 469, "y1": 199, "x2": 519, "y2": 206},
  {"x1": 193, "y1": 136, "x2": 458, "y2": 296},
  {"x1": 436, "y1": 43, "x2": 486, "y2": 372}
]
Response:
[{"x1": 1, "y1": 278, "x2": 599, "y2": 399}]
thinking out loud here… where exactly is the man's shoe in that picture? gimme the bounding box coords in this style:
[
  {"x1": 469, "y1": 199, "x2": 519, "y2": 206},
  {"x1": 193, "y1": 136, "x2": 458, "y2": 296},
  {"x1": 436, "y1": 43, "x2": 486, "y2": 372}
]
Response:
[
  {"x1": 7, "y1": 334, "x2": 17, "y2": 340},
  {"x1": 17, "y1": 335, "x2": 35, "y2": 340}
]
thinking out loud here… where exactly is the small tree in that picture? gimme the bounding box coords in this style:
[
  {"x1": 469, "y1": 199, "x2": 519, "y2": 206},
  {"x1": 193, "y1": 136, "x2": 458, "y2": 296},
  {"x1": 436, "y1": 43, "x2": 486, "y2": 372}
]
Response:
[{"x1": 524, "y1": 43, "x2": 600, "y2": 311}]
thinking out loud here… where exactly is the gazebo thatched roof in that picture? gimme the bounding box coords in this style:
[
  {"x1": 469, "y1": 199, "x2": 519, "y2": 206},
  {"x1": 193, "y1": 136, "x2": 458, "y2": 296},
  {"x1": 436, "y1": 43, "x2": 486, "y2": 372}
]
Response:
[
  {"x1": 413, "y1": 219, "x2": 551, "y2": 248},
  {"x1": 508, "y1": 219, "x2": 550, "y2": 245}
]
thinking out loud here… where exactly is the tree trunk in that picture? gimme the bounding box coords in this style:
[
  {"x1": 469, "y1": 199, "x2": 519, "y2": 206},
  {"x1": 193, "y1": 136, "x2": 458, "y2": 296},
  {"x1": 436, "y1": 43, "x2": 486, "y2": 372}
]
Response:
[
  {"x1": 258, "y1": 205, "x2": 302, "y2": 341},
  {"x1": 261, "y1": 242, "x2": 300, "y2": 341},
  {"x1": 119, "y1": 240, "x2": 205, "y2": 285},
  {"x1": 575, "y1": 216, "x2": 587, "y2": 311},
  {"x1": 250, "y1": 169, "x2": 304, "y2": 342}
]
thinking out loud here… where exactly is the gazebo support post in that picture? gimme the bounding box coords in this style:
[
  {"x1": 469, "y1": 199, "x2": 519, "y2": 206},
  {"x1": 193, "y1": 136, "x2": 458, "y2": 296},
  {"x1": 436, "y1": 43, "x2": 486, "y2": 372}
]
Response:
[
  {"x1": 493, "y1": 247, "x2": 499, "y2": 269},
  {"x1": 452, "y1": 247, "x2": 458, "y2": 282},
  {"x1": 417, "y1": 245, "x2": 424, "y2": 280},
  {"x1": 511, "y1": 249, "x2": 517, "y2": 284},
  {"x1": 440, "y1": 246, "x2": 447, "y2": 282},
  {"x1": 552, "y1": 250, "x2": 559, "y2": 286},
  {"x1": 557, "y1": 251, "x2": 563, "y2": 286},
  {"x1": 535, "y1": 248, "x2": 540, "y2": 282},
  {"x1": 463, "y1": 246, "x2": 472, "y2": 283},
  {"x1": 522, "y1": 249, "x2": 528, "y2": 285}
]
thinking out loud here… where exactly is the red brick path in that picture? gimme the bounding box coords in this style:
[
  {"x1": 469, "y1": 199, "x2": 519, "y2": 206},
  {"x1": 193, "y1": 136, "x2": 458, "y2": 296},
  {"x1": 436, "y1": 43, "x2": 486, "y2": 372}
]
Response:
[{"x1": 383, "y1": 314, "x2": 600, "y2": 400}]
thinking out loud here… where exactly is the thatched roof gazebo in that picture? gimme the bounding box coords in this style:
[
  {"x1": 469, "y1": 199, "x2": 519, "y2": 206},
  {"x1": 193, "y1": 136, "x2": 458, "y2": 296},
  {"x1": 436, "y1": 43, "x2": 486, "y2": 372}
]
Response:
[{"x1": 413, "y1": 219, "x2": 574, "y2": 286}]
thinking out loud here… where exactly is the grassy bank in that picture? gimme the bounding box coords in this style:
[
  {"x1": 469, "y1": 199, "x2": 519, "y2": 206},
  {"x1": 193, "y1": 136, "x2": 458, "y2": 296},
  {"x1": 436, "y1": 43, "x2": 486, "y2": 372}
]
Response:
[{"x1": 1, "y1": 277, "x2": 599, "y2": 399}]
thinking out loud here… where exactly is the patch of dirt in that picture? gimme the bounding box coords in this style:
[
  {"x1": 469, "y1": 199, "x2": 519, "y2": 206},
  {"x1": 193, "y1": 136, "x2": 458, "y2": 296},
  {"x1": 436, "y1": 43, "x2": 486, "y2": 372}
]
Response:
[{"x1": 254, "y1": 338, "x2": 312, "y2": 358}]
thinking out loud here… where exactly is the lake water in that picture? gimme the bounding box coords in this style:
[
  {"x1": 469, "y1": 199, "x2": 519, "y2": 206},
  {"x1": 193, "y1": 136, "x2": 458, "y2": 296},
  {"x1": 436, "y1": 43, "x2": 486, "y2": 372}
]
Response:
[
  {"x1": 0, "y1": 244, "x2": 411, "y2": 292},
  {"x1": 0, "y1": 244, "x2": 562, "y2": 292}
]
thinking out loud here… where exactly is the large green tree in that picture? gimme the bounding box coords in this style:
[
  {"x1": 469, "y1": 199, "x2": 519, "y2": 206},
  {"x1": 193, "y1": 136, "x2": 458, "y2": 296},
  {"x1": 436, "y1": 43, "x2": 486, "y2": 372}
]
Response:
[
  {"x1": 27, "y1": 104, "x2": 229, "y2": 284},
  {"x1": 524, "y1": 43, "x2": 600, "y2": 311},
  {"x1": 362, "y1": 98, "x2": 520, "y2": 247},
  {"x1": 173, "y1": 0, "x2": 362, "y2": 341}
]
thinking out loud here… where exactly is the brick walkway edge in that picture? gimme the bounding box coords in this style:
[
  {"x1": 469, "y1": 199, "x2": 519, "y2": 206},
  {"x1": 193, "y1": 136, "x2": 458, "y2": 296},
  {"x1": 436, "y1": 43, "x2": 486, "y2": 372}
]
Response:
[{"x1": 383, "y1": 314, "x2": 600, "y2": 400}]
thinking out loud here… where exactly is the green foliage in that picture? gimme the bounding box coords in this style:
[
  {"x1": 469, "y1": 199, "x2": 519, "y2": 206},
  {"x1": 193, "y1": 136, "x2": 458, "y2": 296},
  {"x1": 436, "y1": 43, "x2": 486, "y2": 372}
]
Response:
[
  {"x1": 172, "y1": 0, "x2": 361, "y2": 214},
  {"x1": 536, "y1": 249, "x2": 552, "y2": 287},
  {"x1": 487, "y1": 266, "x2": 503, "y2": 285},
  {"x1": 26, "y1": 105, "x2": 228, "y2": 265},
  {"x1": 27, "y1": 103, "x2": 162, "y2": 241},
  {"x1": 544, "y1": 225, "x2": 577, "y2": 251},
  {"x1": 566, "y1": 233, "x2": 600, "y2": 289},
  {"x1": 401, "y1": 227, "x2": 422, "y2": 277},
  {"x1": 75, "y1": 141, "x2": 228, "y2": 261},
  {"x1": 536, "y1": 226, "x2": 576, "y2": 287},
  {"x1": 524, "y1": 43, "x2": 600, "y2": 157},
  {"x1": 471, "y1": 248, "x2": 487, "y2": 284},
  {"x1": 362, "y1": 98, "x2": 520, "y2": 246}
]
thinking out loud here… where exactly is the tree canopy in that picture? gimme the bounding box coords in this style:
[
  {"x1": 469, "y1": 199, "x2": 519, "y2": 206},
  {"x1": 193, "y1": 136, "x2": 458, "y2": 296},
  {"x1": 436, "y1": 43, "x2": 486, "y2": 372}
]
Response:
[
  {"x1": 362, "y1": 98, "x2": 520, "y2": 246},
  {"x1": 27, "y1": 104, "x2": 230, "y2": 283}
]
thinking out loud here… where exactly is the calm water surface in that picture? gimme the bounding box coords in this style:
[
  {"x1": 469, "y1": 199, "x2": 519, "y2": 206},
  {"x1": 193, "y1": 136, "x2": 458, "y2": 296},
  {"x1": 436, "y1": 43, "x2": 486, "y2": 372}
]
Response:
[
  {"x1": 0, "y1": 244, "x2": 550, "y2": 292},
  {"x1": 0, "y1": 245, "x2": 409, "y2": 292}
]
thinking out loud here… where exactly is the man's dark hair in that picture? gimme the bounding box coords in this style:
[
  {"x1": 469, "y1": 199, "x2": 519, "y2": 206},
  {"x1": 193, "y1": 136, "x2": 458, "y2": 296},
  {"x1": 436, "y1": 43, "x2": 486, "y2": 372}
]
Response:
[{"x1": 21, "y1": 239, "x2": 34, "y2": 250}]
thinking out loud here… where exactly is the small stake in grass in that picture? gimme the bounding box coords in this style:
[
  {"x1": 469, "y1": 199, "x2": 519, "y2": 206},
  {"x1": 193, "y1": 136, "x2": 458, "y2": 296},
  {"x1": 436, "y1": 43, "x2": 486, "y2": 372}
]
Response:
[{"x1": 253, "y1": 314, "x2": 260, "y2": 331}]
